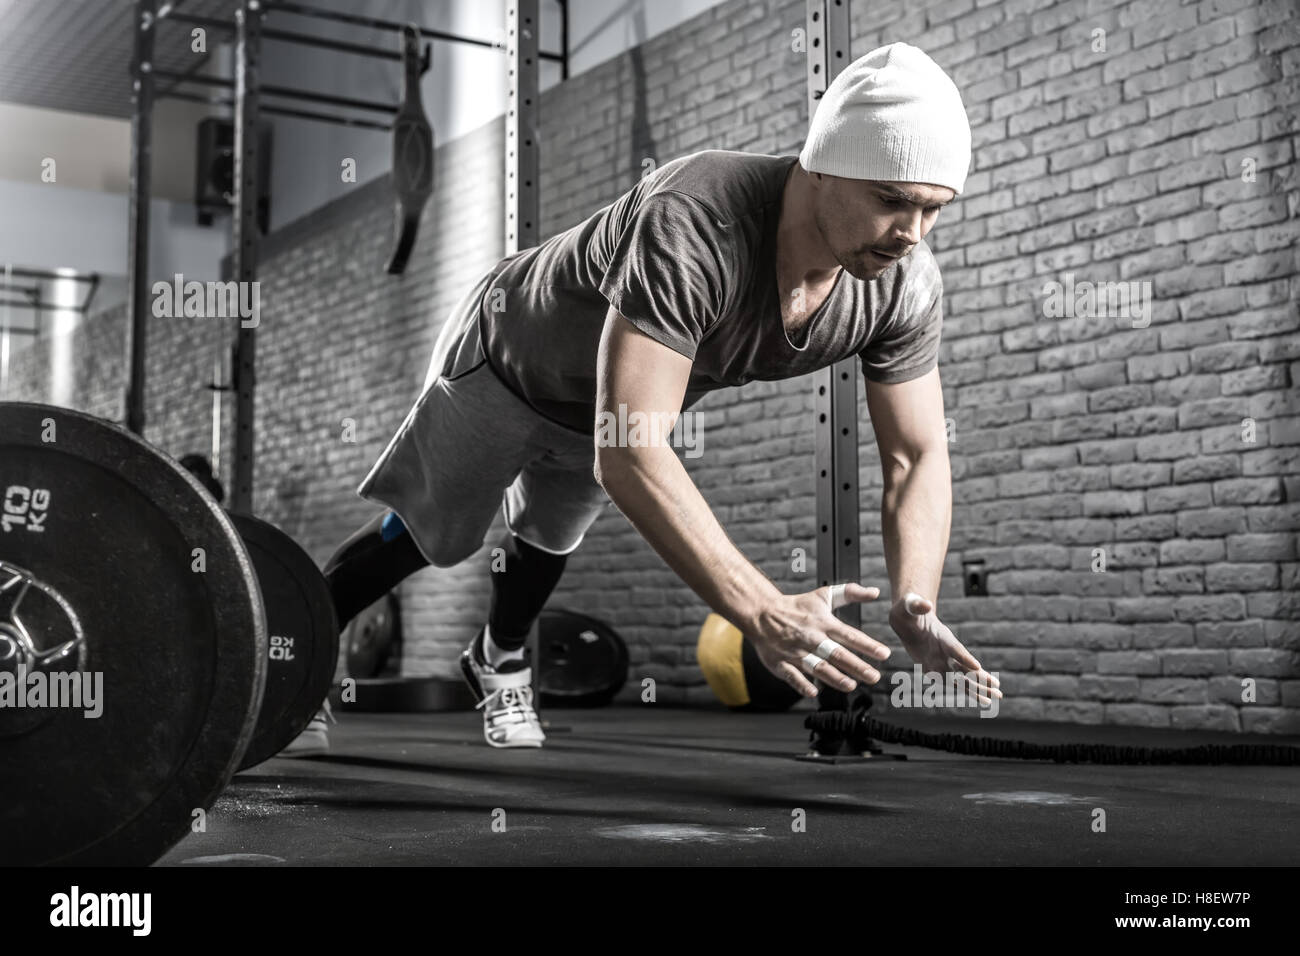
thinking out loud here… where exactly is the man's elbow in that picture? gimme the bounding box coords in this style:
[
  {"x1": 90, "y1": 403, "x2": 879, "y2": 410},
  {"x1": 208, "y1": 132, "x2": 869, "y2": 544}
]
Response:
[
  {"x1": 593, "y1": 444, "x2": 629, "y2": 493},
  {"x1": 881, "y1": 444, "x2": 949, "y2": 482},
  {"x1": 594, "y1": 443, "x2": 660, "y2": 498}
]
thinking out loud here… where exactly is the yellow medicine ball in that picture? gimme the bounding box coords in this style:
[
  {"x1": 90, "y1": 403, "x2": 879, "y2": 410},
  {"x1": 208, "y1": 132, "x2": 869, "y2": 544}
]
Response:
[{"x1": 696, "y1": 613, "x2": 802, "y2": 712}]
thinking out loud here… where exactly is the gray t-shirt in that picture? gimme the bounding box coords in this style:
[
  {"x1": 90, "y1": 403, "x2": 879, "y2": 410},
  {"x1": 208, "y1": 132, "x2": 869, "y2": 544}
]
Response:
[{"x1": 476, "y1": 149, "x2": 943, "y2": 434}]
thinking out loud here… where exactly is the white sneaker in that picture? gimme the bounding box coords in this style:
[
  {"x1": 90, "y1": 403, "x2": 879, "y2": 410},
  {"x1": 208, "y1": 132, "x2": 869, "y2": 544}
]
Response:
[
  {"x1": 281, "y1": 700, "x2": 333, "y2": 757},
  {"x1": 460, "y1": 629, "x2": 545, "y2": 748}
]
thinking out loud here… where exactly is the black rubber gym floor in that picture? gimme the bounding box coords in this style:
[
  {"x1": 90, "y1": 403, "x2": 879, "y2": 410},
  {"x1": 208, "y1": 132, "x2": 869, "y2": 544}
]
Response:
[{"x1": 160, "y1": 708, "x2": 1300, "y2": 866}]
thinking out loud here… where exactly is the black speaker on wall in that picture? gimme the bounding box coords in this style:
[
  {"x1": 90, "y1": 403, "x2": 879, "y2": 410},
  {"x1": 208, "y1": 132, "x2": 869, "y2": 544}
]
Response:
[{"x1": 195, "y1": 117, "x2": 273, "y2": 233}]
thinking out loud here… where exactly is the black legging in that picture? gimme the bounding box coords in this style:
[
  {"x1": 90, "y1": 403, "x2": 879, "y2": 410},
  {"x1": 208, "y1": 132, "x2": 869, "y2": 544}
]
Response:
[
  {"x1": 324, "y1": 514, "x2": 567, "y2": 652},
  {"x1": 486, "y1": 530, "x2": 569, "y2": 648}
]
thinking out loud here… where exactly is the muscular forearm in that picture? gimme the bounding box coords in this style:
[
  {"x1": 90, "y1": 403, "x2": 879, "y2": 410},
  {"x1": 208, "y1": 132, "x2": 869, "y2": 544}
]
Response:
[
  {"x1": 596, "y1": 446, "x2": 781, "y2": 633},
  {"x1": 881, "y1": 450, "x2": 951, "y2": 607}
]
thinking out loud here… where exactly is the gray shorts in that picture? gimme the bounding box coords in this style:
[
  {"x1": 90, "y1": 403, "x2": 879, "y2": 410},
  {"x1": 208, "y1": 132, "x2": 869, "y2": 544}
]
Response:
[{"x1": 358, "y1": 269, "x2": 610, "y2": 566}]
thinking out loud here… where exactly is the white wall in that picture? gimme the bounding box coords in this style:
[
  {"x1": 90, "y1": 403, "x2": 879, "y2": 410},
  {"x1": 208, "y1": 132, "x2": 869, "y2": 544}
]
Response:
[
  {"x1": 0, "y1": 177, "x2": 229, "y2": 365},
  {"x1": 257, "y1": 0, "x2": 724, "y2": 230},
  {"x1": 256, "y1": 0, "x2": 547, "y2": 233},
  {"x1": 565, "y1": 0, "x2": 722, "y2": 76},
  {"x1": 0, "y1": 98, "x2": 216, "y2": 200},
  {"x1": 0, "y1": 0, "x2": 727, "y2": 291},
  {"x1": 0, "y1": 96, "x2": 223, "y2": 325},
  {"x1": 0, "y1": 178, "x2": 226, "y2": 279}
]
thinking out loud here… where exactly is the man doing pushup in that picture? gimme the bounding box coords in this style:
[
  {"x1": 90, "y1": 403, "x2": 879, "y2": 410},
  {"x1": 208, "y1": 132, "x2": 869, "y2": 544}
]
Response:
[{"x1": 311, "y1": 43, "x2": 1003, "y2": 750}]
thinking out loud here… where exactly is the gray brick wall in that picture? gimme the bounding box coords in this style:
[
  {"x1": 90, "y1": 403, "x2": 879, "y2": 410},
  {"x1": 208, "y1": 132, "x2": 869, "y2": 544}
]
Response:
[{"x1": 7, "y1": 0, "x2": 1297, "y2": 730}]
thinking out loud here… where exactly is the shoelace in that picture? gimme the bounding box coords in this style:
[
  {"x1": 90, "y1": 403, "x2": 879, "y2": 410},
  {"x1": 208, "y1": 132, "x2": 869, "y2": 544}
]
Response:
[{"x1": 476, "y1": 685, "x2": 539, "y2": 726}]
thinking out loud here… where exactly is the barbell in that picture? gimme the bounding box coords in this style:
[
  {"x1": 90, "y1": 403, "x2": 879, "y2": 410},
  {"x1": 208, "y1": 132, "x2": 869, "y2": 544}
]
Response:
[{"x1": 0, "y1": 402, "x2": 337, "y2": 865}]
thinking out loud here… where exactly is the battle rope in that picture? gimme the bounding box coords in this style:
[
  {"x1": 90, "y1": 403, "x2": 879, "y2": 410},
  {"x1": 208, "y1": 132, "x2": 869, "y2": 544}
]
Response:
[{"x1": 805, "y1": 707, "x2": 1300, "y2": 766}]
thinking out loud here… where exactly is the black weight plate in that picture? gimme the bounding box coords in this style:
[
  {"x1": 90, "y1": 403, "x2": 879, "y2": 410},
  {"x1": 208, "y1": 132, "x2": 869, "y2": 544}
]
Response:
[
  {"x1": 229, "y1": 513, "x2": 338, "y2": 769},
  {"x1": 345, "y1": 591, "x2": 400, "y2": 678},
  {"x1": 0, "y1": 403, "x2": 266, "y2": 866},
  {"x1": 537, "y1": 609, "x2": 628, "y2": 708}
]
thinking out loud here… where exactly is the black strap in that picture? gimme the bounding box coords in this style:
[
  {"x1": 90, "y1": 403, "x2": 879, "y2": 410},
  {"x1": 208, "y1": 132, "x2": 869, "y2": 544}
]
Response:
[{"x1": 386, "y1": 24, "x2": 433, "y2": 275}]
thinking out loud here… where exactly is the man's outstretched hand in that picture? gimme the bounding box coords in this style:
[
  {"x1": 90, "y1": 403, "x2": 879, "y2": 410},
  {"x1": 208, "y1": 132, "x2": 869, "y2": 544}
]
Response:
[
  {"x1": 748, "y1": 583, "x2": 892, "y2": 697},
  {"x1": 889, "y1": 592, "x2": 1003, "y2": 704}
]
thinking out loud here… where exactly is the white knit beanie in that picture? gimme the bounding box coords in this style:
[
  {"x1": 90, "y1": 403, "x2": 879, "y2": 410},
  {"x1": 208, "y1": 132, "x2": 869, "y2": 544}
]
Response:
[{"x1": 799, "y1": 42, "x2": 971, "y2": 194}]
